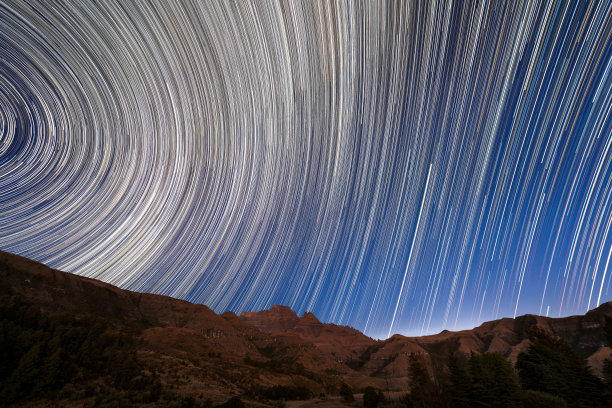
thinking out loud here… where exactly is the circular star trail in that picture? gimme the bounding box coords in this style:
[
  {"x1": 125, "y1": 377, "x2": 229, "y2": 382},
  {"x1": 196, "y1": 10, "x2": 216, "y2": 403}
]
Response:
[{"x1": 1, "y1": 0, "x2": 611, "y2": 338}]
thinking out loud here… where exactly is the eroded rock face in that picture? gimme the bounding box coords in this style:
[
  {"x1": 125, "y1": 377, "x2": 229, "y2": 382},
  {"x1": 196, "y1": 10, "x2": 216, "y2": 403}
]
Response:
[
  {"x1": 241, "y1": 305, "x2": 301, "y2": 333},
  {"x1": 1, "y1": 248, "x2": 611, "y2": 401},
  {"x1": 0, "y1": 249, "x2": 367, "y2": 398},
  {"x1": 241, "y1": 305, "x2": 377, "y2": 363},
  {"x1": 348, "y1": 305, "x2": 612, "y2": 379}
]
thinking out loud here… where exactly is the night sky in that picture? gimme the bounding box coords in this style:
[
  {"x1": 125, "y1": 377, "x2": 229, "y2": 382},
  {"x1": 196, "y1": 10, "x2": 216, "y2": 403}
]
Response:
[{"x1": 1, "y1": 1, "x2": 612, "y2": 339}]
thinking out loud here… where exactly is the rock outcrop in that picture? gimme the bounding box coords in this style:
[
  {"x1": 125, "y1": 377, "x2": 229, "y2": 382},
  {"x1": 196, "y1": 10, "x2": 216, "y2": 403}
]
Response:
[{"x1": 1, "y1": 248, "x2": 611, "y2": 400}]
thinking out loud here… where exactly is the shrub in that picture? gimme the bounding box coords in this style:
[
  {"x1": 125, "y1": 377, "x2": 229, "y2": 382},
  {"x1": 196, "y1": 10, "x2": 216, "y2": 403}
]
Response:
[
  {"x1": 363, "y1": 386, "x2": 384, "y2": 408},
  {"x1": 520, "y1": 390, "x2": 567, "y2": 408},
  {"x1": 340, "y1": 383, "x2": 354, "y2": 402},
  {"x1": 263, "y1": 385, "x2": 312, "y2": 401},
  {"x1": 216, "y1": 396, "x2": 245, "y2": 408}
]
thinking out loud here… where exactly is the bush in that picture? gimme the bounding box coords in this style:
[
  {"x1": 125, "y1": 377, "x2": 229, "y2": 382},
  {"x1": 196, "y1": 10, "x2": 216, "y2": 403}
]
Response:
[
  {"x1": 363, "y1": 386, "x2": 384, "y2": 408},
  {"x1": 263, "y1": 385, "x2": 312, "y2": 401},
  {"x1": 215, "y1": 396, "x2": 245, "y2": 408},
  {"x1": 340, "y1": 383, "x2": 354, "y2": 402},
  {"x1": 271, "y1": 400, "x2": 286, "y2": 408},
  {"x1": 520, "y1": 390, "x2": 567, "y2": 407},
  {"x1": 398, "y1": 393, "x2": 413, "y2": 407},
  {"x1": 182, "y1": 396, "x2": 196, "y2": 408}
]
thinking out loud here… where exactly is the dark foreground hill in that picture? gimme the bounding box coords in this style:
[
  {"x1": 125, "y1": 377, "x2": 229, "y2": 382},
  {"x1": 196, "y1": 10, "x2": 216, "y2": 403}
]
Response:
[{"x1": 1, "y1": 249, "x2": 611, "y2": 407}]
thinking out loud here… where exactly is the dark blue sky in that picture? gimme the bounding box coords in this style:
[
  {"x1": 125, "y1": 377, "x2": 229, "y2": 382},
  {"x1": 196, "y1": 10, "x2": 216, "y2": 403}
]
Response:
[{"x1": 1, "y1": 0, "x2": 611, "y2": 338}]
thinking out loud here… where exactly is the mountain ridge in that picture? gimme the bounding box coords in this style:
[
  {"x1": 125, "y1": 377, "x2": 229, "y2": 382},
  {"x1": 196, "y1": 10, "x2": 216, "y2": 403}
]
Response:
[{"x1": 1, "y1": 249, "x2": 611, "y2": 405}]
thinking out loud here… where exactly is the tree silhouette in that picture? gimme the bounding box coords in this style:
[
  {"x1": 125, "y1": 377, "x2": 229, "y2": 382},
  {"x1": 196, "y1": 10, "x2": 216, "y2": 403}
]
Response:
[
  {"x1": 516, "y1": 327, "x2": 605, "y2": 408},
  {"x1": 469, "y1": 352, "x2": 521, "y2": 408},
  {"x1": 447, "y1": 352, "x2": 472, "y2": 408},
  {"x1": 363, "y1": 386, "x2": 383, "y2": 408},
  {"x1": 407, "y1": 353, "x2": 448, "y2": 408},
  {"x1": 520, "y1": 390, "x2": 567, "y2": 407},
  {"x1": 340, "y1": 382, "x2": 354, "y2": 402}
]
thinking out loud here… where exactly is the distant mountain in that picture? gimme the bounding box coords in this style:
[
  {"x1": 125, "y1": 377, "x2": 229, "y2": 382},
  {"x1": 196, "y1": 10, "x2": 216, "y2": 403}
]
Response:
[
  {"x1": 241, "y1": 305, "x2": 375, "y2": 362},
  {"x1": 349, "y1": 304, "x2": 612, "y2": 381},
  {"x1": 1, "y1": 249, "x2": 611, "y2": 407},
  {"x1": 0, "y1": 250, "x2": 374, "y2": 406}
]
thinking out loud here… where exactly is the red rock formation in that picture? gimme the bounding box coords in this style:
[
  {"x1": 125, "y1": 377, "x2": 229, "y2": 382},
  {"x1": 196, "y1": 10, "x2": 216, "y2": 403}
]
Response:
[
  {"x1": 242, "y1": 306, "x2": 376, "y2": 363},
  {"x1": 1, "y1": 248, "x2": 611, "y2": 398}
]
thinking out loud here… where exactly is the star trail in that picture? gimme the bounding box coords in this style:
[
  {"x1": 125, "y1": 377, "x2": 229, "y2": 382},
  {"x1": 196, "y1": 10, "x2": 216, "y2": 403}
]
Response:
[{"x1": 1, "y1": 0, "x2": 611, "y2": 338}]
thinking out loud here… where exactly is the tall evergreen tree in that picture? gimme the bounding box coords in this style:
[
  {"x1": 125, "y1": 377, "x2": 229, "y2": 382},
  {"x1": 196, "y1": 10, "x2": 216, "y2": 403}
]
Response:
[
  {"x1": 602, "y1": 316, "x2": 612, "y2": 404},
  {"x1": 447, "y1": 352, "x2": 473, "y2": 408},
  {"x1": 603, "y1": 359, "x2": 612, "y2": 405},
  {"x1": 516, "y1": 327, "x2": 605, "y2": 408},
  {"x1": 468, "y1": 352, "x2": 522, "y2": 408},
  {"x1": 407, "y1": 353, "x2": 449, "y2": 408}
]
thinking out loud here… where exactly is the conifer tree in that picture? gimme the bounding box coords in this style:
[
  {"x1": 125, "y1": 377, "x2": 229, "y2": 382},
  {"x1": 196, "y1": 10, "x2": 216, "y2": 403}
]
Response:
[
  {"x1": 468, "y1": 352, "x2": 521, "y2": 408},
  {"x1": 447, "y1": 352, "x2": 473, "y2": 408},
  {"x1": 516, "y1": 327, "x2": 605, "y2": 408}
]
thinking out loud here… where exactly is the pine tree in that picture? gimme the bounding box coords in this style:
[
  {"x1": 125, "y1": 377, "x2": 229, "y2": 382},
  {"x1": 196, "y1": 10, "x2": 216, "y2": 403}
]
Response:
[
  {"x1": 407, "y1": 353, "x2": 448, "y2": 407},
  {"x1": 407, "y1": 353, "x2": 431, "y2": 408},
  {"x1": 447, "y1": 352, "x2": 473, "y2": 408},
  {"x1": 469, "y1": 352, "x2": 521, "y2": 408},
  {"x1": 516, "y1": 327, "x2": 605, "y2": 408},
  {"x1": 603, "y1": 359, "x2": 612, "y2": 404}
]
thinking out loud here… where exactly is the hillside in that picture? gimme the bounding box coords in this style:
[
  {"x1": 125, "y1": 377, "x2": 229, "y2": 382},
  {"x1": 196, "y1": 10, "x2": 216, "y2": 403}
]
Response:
[{"x1": 1, "y1": 250, "x2": 611, "y2": 407}]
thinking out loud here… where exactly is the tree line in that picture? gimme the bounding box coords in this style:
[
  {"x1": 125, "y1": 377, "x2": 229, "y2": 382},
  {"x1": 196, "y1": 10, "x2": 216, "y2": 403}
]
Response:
[
  {"x1": 338, "y1": 322, "x2": 612, "y2": 408},
  {"x1": 402, "y1": 325, "x2": 612, "y2": 408}
]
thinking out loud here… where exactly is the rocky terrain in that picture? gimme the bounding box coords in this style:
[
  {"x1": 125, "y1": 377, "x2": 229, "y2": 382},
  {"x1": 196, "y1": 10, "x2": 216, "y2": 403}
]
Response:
[{"x1": 1, "y1": 249, "x2": 611, "y2": 407}]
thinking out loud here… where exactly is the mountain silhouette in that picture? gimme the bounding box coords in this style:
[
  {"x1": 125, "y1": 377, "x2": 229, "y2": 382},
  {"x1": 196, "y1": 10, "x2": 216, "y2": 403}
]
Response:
[{"x1": 1, "y1": 249, "x2": 610, "y2": 406}]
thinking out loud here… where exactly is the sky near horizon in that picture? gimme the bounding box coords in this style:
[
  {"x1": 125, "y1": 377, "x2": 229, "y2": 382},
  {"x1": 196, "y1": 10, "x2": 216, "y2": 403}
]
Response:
[{"x1": 1, "y1": 1, "x2": 611, "y2": 339}]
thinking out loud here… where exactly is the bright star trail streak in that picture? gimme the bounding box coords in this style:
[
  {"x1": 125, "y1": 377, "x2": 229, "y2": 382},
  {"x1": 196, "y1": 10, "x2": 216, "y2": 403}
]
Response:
[{"x1": 1, "y1": 1, "x2": 611, "y2": 338}]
